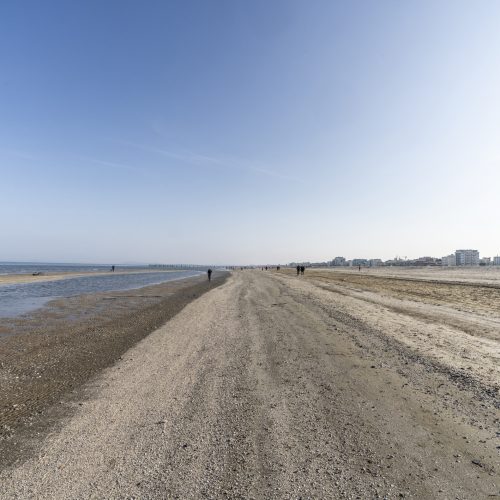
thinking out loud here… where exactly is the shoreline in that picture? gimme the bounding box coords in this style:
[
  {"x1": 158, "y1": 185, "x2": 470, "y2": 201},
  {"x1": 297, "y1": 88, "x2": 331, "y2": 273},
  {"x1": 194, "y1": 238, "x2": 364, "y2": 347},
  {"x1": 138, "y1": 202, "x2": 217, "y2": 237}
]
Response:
[
  {"x1": 0, "y1": 268, "x2": 188, "y2": 287},
  {"x1": 0, "y1": 271, "x2": 228, "y2": 470}
]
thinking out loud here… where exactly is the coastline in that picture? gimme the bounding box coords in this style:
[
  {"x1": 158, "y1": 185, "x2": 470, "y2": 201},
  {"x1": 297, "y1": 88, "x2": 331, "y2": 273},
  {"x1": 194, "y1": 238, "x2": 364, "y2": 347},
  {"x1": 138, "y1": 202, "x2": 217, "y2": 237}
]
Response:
[
  {"x1": 0, "y1": 271, "x2": 228, "y2": 470},
  {"x1": 0, "y1": 269, "x2": 182, "y2": 287}
]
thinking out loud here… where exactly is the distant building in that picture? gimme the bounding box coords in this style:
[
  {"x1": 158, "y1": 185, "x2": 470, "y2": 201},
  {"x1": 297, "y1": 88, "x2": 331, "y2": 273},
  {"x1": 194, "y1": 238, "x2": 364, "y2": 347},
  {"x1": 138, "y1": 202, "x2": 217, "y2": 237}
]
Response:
[
  {"x1": 384, "y1": 257, "x2": 409, "y2": 266},
  {"x1": 369, "y1": 259, "x2": 383, "y2": 267},
  {"x1": 455, "y1": 249, "x2": 479, "y2": 266},
  {"x1": 479, "y1": 257, "x2": 491, "y2": 266},
  {"x1": 351, "y1": 259, "x2": 368, "y2": 267},
  {"x1": 442, "y1": 254, "x2": 456, "y2": 267},
  {"x1": 331, "y1": 257, "x2": 346, "y2": 266},
  {"x1": 414, "y1": 256, "x2": 440, "y2": 266},
  {"x1": 493, "y1": 256, "x2": 500, "y2": 266}
]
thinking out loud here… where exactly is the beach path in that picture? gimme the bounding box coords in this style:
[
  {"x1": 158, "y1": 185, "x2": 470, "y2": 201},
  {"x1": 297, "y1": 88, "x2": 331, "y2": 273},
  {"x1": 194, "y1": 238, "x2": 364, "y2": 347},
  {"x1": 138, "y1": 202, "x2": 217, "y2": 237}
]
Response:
[{"x1": 1, "y1": 270, "x2": 498, "y2": 498}]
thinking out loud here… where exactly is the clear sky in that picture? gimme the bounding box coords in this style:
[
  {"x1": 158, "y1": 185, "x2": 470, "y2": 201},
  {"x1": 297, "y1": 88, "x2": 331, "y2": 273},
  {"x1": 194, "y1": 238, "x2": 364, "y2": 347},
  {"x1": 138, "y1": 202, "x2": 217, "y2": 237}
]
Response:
[{"x1": 1, "y1": 1, "x2": 500, "y2": 265}]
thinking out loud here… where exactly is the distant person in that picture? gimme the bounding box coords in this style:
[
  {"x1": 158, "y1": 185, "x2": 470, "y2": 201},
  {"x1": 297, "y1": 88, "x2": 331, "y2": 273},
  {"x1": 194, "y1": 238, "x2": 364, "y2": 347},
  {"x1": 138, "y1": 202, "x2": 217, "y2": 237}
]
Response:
[
  {"x1": 300, "y1": 265, "x2": 305, "y2": 275},
  {"x1": 296, "y1": 265, "x2": 300, "y2": 275},
  {"x1": 358, "y1": 265, "x2": 361, "y2": 271},
  {"x1": 207, "y1": 268, "x2": 212, "y2": 282},
  {"x1": 111, "y1": 265, "x2": 115, "y2": 272}
]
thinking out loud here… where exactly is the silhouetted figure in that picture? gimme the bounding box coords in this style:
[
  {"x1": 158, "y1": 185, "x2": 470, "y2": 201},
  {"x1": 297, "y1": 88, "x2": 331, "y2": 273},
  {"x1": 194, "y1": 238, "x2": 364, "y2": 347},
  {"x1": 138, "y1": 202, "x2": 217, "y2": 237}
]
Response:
[
  {"x1": 300, "y1": 265, "x2": 305, "y2": 275},
  {"x1": 207, "y1": 268, "x2": 213, "y2": 282},
  {"x1": 277, "y1": 266, "x2": 280, "y2": 271},
  {"x1": 358, "y1": 265, "x2": 361, "y2": 271},
  {"x1": 111, "y1": 265, "x2": 115, "y2": 272},
  {"x1": 296, "y1": 265, "x2": 300, "y2": 275}
]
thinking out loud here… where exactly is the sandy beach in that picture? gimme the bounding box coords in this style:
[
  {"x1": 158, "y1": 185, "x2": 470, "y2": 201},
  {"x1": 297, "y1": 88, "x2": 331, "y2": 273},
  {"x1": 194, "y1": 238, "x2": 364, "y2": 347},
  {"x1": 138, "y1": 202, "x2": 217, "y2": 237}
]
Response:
[
  {"x1": 0, "y1": 272, "x2": 227, "y2": 470},
  {"x1": 320, "y1": 265, "x2": 500, "y2": 285},
  {"x1": 0, "y1": 268, "x2": 498, "y2": 498}
]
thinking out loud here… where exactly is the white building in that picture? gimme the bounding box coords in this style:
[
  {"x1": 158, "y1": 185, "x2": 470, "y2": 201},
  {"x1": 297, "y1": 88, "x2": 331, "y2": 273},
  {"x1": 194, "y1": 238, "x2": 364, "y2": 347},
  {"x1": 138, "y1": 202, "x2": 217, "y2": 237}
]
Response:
[
  {"x1": 455, "y1": 249, "x2": 479, "y2": 266},
  {"x1": 351, "y1": 259, "x2": 368, "y2": 267},
  {"x1": 369, "y1": 259, "x2": 383, "y2": 267},
  {"x1": 442, "y1": 254, "x2": 456, "y2": 266},
  {"x1": 493, "y1": 256, "x2": 500, "y2": 266},
  {"x1": 480, "y1": 257, "x2": 491, "y2": 265},
  {"x1": 331, "y1": 257, "x2": 346, "y2": 266}
]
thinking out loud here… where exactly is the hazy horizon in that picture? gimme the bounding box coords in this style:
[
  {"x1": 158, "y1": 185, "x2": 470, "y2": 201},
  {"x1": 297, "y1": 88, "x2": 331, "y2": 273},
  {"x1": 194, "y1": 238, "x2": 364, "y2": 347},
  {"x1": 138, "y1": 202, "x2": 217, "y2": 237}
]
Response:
[
  {"x1": 2, "y1": 1, "x2": 500, "y2": 263},
  {"x1": 1, "y1": 249, "x2": 498, "y2": 268}
]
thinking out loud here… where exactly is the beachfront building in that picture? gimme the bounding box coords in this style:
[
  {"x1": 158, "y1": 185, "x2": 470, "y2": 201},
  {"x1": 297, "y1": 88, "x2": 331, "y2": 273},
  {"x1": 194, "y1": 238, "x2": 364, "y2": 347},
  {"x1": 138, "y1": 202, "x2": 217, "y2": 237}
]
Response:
[
  {"x1": 351, "y1": 259, "x2": 369, "y2": 267},
  {"x1": 414, "y1": 256, "x2": 440, "y2": 266},
  {"x1": 455, "y1": 249, "x2": 479, "y2": 266},
  {"x1": 310, "y1": 261, "x2": 328, "y2": 268},
  {"x1": 493, "y1": 256, "x2": 500, "y2": 266},
  {"x1": 479, "y1": 257, "x2": 491, "y2": 266},
  {"x1": 369, "y1": 259, "x2": 383, "y2": 267},
  {"x1": 384, "y1": 257, "x2": 409, "y2": 266},
  {"x1": 331, "y1": 257, "x2": 346, "y2": 266},
  {"x1": 442, "y1": 254, "x2": 456, "y2": 266}
]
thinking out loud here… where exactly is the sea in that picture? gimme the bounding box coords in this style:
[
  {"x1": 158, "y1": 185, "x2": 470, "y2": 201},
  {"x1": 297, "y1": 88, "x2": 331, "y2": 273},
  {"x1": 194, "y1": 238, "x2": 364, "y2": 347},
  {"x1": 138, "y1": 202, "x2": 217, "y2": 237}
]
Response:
[{"x1": 0, "y1": 262, "x2": 203, "y2": 318}]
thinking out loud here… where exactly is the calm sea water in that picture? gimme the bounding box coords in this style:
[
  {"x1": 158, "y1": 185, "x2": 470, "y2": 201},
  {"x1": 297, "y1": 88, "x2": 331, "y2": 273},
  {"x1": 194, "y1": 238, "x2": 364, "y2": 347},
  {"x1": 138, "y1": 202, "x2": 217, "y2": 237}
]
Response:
[
  {"x1": 0, "y1": 265, "x2": 203, "y2": 318},
  {"x1": 0, "y1": 262, "x2": 148, "y2": 275}
]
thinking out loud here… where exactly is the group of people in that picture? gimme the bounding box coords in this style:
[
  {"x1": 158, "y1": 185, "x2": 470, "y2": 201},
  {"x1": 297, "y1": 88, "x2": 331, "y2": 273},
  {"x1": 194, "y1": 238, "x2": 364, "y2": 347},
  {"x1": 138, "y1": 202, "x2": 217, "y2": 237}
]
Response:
[{"x1": 296, "y1": 265, "x2": 305, "y2": 275}]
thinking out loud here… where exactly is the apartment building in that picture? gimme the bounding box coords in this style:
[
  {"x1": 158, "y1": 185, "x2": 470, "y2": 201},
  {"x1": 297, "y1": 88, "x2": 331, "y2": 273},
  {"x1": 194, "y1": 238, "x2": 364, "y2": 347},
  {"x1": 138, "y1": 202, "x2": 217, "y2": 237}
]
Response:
[
  {"x1": 441, "y1": 254, "x2": 456, "y2": 266},
  {"x1": 455, "y1": 249, "x2": 479, "y2": 266},
  {"x1": 351, "y1": 259, "x2": 368, "y2": 267},
  {"x1": 331, "y1": 257, "x2": 346, "y2": 266}
]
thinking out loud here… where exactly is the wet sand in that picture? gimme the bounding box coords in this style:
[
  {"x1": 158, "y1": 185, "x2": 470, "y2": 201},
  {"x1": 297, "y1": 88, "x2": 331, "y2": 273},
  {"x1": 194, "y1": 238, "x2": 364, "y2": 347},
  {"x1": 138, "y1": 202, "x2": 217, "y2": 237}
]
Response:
[
  {"x1": 0, "y1": 272, "x2": 228, "y2": 469},
  {"x1": 0, "y1": 269, "x2": 179, "y2": 286}
]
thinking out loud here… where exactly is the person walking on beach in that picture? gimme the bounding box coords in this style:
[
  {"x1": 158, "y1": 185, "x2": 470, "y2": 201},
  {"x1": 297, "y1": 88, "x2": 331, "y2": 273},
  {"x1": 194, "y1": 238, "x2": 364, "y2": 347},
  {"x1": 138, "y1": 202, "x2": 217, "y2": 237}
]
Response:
[
  {"x1": 296, "y1": 265, "x2": 300, "y2": 275},
  {"x1": 207, "y1": 268, "x2": 212, "y2": 282},
  {"x1": 300, "y1": 265, "x2": 305, "y2": 275}
]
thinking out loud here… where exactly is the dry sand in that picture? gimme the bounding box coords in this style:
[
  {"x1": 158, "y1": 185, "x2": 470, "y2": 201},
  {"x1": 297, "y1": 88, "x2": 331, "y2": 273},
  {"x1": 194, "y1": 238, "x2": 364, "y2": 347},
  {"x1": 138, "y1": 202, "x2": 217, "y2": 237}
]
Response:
[
  {"x1": 318, "y1": 265, "x2": 500, "y2": 285},
  {"x1": 0, "y1": 270, "x2": 498, "y2": 498}
]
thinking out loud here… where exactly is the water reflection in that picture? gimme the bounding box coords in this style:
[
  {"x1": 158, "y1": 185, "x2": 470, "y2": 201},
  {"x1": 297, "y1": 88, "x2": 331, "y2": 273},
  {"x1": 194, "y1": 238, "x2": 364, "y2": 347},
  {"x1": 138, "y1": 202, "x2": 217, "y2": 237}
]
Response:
[{"x1": 0, "y1": 271, "x2": 202, "y2": 318}]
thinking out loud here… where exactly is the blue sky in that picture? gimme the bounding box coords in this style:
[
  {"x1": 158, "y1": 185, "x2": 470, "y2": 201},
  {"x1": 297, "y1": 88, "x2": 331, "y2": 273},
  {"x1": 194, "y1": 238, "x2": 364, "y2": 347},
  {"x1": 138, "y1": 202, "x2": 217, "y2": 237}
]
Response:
[{"x1": 1, "y1": 1, "x2": 499, "y2": 264}]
